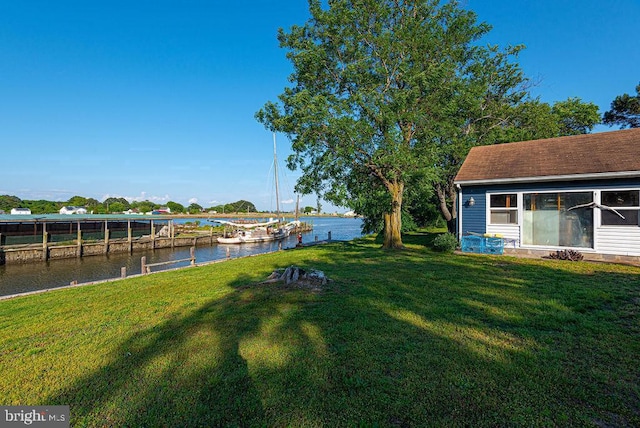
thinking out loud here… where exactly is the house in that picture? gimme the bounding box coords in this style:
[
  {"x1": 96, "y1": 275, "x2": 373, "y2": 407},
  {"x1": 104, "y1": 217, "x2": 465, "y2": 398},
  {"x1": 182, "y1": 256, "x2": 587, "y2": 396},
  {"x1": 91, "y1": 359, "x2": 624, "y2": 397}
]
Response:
[
  {"x1": 454, "y1": 128, "x2": 640, "y2": 259},
  {"x1": 151, "y1": 207, "x2": 171, "y2": 215},
  {"x1": 59, "y1": 206, "x2": 88, "y2": 215},
  {"x1": 10, "y1": 208, "x2": 32, "y2": 215}
]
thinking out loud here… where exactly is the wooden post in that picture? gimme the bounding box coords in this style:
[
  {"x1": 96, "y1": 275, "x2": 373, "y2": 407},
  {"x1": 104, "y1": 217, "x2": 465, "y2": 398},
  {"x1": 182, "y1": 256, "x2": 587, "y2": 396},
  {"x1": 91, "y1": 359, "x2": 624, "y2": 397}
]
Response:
[
  {"x1": 121, "y1": 267, "x2": 127, "y2": 278},
  {"x1": 226, "y1": 247, "x2": 230, "y2": 259},
  {"x1": 104, "y1": 220, "x2": 109, "y2": 254},
  {"x1": 328, "y1": 231, "x2": 332, "y2": 241},
  {"x1": 141, "y1": 256, "x2": 147, "y2": 274},
  {"x1": 42, "y1": 223, "x2": 48, "y2": 261},
  {"x1": 278, "y1": 241, "x2": 282, "y2": 251},
  {"x1": 128, "y1": 219, "x2": 133, "y2": 254},
  {"x1": 151, "y1": 220, "x2": 155, "y2": 250},
  {"x1": 315, "y1": 235, "x2": 318, "y2": 242},
  {"x1": 190, "y1": 246, "x2": 195, "y2": 266},
  {"x1": 77, "y1": 221, "x2": 82, "y2": 258},
  {"x1": 171, "y1": 219, "x2": 175, "y2": 248}
]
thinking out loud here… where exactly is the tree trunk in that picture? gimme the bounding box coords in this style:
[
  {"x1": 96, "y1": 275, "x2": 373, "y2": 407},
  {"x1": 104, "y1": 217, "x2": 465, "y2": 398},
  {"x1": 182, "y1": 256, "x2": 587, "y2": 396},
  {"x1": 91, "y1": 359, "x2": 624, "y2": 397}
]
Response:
[
  {"x1": 436, "y1": 180, "x2": 458, "y2": 234},
  {"x1": 447, "y1": 183, "x2": 458, "y2": 234},
  {"x1": 383, "y1": 181, "x2": 404, "y2": 249}
]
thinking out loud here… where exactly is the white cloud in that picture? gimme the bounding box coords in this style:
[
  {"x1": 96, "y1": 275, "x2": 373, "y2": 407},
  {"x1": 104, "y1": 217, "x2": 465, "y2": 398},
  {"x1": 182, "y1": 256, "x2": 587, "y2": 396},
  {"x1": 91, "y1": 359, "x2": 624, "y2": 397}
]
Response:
[
  {"x1": 281, "y1": 199, "x2": 294, "y2": 204},
  {"x1": 188, "y1": 198, "x2": 198, "y2": 204}
]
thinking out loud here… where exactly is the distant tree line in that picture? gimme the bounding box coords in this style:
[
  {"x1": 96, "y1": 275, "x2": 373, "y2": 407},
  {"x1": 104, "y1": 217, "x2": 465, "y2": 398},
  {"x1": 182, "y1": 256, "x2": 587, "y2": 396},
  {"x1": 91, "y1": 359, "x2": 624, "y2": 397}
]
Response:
[{"x1": 0, "y1": 195, "x2": 259, "y2": 215}]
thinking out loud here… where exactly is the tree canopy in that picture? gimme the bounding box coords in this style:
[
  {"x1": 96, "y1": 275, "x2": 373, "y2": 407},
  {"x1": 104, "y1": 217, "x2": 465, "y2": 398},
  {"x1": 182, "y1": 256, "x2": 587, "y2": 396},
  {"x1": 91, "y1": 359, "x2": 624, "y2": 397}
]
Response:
[
  {"x1": 167, "y1": 201, "x2": 185, "y2": 214},
  {"x1": 603, "y1": 82, "x2": 640, "y2": 128},
  {"x1": 257, "y1": 0, "x2": 532, "y2": 247},
  {"x1": 208, "y1": 200, "x2": 257, "y2": 214},
  {"x1": 187, "y1": 203, "x2": 203, "y2": 214},
  {"x1": 0, "y1": 195, "x2": 23, "y2": 213},
  {"x1": 257, "y1": 0, "x2": 602, "y2": 245}
]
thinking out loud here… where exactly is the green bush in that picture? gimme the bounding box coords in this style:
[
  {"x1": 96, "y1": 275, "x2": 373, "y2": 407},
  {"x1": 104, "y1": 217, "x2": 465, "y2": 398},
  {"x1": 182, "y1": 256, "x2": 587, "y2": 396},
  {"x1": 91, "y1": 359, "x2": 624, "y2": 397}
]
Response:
[{"x1": 432, "y1": 232, "x2": 458, "y2": 252}]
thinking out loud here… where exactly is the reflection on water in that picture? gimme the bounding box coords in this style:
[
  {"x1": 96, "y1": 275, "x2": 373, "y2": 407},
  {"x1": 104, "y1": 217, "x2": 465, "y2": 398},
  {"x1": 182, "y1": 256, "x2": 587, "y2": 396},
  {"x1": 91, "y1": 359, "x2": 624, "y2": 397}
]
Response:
[{"x1": 0, "y1": 217, "x2": 363, "y2": 297}]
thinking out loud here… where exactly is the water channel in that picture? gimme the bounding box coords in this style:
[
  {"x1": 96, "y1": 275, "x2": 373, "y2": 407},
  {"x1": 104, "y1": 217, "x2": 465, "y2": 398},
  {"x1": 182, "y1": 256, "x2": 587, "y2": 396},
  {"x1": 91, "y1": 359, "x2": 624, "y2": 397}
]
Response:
[{"x1": 0, "y1": 216, "x2": 363, "y2": 297}]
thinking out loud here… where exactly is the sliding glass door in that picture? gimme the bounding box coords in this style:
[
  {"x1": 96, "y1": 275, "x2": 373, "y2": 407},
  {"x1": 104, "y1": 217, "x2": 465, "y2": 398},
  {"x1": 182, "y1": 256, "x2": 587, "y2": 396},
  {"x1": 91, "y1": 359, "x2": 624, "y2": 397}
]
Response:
[{"x1": 522, "y1": 192, "x2": 593, "y2": 248}]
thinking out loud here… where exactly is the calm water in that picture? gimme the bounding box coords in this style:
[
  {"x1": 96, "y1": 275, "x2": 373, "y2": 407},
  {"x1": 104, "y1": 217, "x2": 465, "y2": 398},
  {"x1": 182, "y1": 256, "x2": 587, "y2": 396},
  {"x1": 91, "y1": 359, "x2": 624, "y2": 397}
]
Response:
[{"x1": 0, "y1": 217, "x2": 363, "y2": 297}]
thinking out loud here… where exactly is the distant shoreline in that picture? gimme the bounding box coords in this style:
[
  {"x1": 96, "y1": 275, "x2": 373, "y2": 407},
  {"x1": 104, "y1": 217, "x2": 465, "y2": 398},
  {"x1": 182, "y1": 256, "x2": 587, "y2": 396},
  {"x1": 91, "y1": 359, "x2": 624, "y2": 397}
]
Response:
[{"x1": 174, "y1": 213, "x2": 354, "y2": 219}]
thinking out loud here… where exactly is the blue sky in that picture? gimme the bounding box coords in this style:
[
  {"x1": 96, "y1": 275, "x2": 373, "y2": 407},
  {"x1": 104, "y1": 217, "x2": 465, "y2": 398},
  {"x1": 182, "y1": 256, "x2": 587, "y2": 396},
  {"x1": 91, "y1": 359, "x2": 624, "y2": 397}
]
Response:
[{"x1": 1, "y1": 1, "x2": 638, "y2": 212}]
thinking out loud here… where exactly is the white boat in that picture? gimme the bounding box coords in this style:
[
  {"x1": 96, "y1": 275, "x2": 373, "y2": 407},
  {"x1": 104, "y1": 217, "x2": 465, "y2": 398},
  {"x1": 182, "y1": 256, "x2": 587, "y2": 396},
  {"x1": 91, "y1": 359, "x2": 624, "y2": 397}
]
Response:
[
  {"x1": 212, "y1": 133, "x2": 302, "y2": 244},
  {"x1": 214, "y1": 219, "x2": 301, "y2": 244}
]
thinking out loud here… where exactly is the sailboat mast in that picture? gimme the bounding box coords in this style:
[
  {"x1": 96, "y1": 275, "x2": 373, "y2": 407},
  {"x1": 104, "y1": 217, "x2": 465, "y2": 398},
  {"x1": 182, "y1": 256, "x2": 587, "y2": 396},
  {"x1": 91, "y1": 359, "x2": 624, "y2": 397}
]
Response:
[{"x1": 273, "y1": 133, "x2": 281, "y2": 219}]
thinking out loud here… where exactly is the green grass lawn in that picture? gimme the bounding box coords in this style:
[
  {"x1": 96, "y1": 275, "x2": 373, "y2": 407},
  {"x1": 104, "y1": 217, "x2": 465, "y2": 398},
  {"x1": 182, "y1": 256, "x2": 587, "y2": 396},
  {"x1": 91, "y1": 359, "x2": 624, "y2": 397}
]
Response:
[{"x1": 1, "y1": 233, "x2": 639, "y2": 427}]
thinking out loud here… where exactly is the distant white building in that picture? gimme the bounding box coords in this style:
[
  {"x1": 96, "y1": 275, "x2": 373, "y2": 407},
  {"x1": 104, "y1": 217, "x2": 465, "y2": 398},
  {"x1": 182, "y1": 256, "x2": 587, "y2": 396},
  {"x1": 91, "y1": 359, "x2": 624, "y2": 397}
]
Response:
[
  {"x1": 11, "y1": 208, "x2": 31, "y2": 215},
  {"x1": 59, "y1": 206, "x2": 88, "y2": 215}
]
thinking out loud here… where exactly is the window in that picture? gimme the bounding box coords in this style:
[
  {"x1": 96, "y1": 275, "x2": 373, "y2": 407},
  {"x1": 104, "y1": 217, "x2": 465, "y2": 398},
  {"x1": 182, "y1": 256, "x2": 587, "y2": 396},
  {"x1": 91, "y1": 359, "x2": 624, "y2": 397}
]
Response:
[
  {"x1": 489, "y1": 194, "x2": 518, "y2": 224},
  {"x1": 522, "y1": 192, "x2": 593, "y2": 248},
  {"x1": 601, "y1": 190, "x2": 640, "y2": 226}
]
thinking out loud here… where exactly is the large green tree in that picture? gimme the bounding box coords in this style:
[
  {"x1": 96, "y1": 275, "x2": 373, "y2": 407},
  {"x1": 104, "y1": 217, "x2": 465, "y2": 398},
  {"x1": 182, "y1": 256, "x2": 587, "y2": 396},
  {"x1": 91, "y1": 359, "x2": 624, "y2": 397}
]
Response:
[
  {"x1": 603, "y1": 82, "x2": 640, "y2": 128},
  {"x1": 257, "y1": 0, "x2": 530, "y2": 247},
  {"x1": 0, "y1": 195, "x2": 23, "y2": 213},
  {"x1": 103, "y1": 197, "x2": 131, "y2": 210},
  {"x1": 187, "y1": 203, "x2": 203, "y2": 214},
  {"x1": 166, "y1": 201, "x2": 185, "y2": 214},
  {"x1": 67, "y1": 196, "x2": 88, "y2": 207}
]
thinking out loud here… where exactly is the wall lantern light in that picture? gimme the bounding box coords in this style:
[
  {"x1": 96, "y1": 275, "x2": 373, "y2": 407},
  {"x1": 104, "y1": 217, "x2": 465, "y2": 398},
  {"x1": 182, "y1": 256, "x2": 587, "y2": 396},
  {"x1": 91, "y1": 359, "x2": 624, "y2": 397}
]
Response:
[{"x1": 468, "y1": 197, "x2": 475, "y2": 207}]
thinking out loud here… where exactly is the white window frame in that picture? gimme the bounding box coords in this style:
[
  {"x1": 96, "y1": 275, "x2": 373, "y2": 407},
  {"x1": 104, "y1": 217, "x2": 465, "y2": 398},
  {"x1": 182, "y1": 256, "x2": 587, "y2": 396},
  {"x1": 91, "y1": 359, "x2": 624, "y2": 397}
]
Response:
[
  {"x1": 599, "y1": 189, "x2": 640, "y2": 227},
  {"x1": 487, "y1": 193, "x2": 518, "y2": 225}
]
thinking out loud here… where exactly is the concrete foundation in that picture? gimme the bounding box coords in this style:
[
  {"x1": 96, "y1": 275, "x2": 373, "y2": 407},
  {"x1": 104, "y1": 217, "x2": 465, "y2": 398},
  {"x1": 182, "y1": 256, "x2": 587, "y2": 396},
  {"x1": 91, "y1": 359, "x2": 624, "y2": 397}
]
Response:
[{"x1": 503, "y1": 247, "x2": 640, "y2": 266}]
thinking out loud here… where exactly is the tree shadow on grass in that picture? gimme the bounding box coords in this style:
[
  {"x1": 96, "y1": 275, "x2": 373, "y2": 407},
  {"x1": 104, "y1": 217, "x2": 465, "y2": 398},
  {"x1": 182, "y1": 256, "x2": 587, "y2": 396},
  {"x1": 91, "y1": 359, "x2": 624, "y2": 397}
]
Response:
[
  {"x1": 290, "y1": 240, "x2": 640, "y2": 426},
  {"x1": 43, "y1": 240, "x2": 640, "y2": 427},
  {"x1": 49, "y1": 273, "x2": 269, "y2": 426}
]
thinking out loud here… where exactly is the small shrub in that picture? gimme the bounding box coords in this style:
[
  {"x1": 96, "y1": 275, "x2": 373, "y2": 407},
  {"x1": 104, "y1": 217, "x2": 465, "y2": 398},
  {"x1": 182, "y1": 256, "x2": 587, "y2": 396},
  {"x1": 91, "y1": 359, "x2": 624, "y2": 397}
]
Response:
[{"x1": 432, "y1": 232, "x2": 458, "y2": 253}]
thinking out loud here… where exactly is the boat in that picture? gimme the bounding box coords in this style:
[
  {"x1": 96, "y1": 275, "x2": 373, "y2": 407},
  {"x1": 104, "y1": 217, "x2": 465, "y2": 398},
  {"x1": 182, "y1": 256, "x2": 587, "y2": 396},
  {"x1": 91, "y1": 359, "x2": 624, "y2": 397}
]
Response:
[
  {"x1": 212, "y1": 133, "x2": 302, "y2": 244},
  {"x1": 213, "y1": 218, "x2": 301, "y2": 244}
]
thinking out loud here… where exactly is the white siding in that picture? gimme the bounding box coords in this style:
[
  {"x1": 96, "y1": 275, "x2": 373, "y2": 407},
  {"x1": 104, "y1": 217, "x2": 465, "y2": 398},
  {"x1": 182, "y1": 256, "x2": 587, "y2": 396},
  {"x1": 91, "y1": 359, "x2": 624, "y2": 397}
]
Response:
[
  {"x1": 486, "y1": 224, "x2": 520, "y2": 249},
  {"x1": 596, "y1": 227, "x2": 640, "y2": 256}
]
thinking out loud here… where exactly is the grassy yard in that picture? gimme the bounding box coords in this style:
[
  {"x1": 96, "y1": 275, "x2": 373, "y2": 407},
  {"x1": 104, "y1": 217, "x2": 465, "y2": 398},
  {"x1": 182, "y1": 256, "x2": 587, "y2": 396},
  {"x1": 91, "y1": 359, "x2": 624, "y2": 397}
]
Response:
[{"x1": 1, "y1": 233, "x2": 639, "y2": 427}]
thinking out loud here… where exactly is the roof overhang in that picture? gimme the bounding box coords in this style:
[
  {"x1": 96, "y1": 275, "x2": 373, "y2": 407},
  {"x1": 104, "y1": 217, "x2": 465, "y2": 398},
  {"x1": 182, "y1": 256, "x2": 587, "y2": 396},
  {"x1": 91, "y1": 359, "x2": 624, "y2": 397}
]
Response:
[{"x1": 454, "y1": 170, "x2": 640, "y2": 186}]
